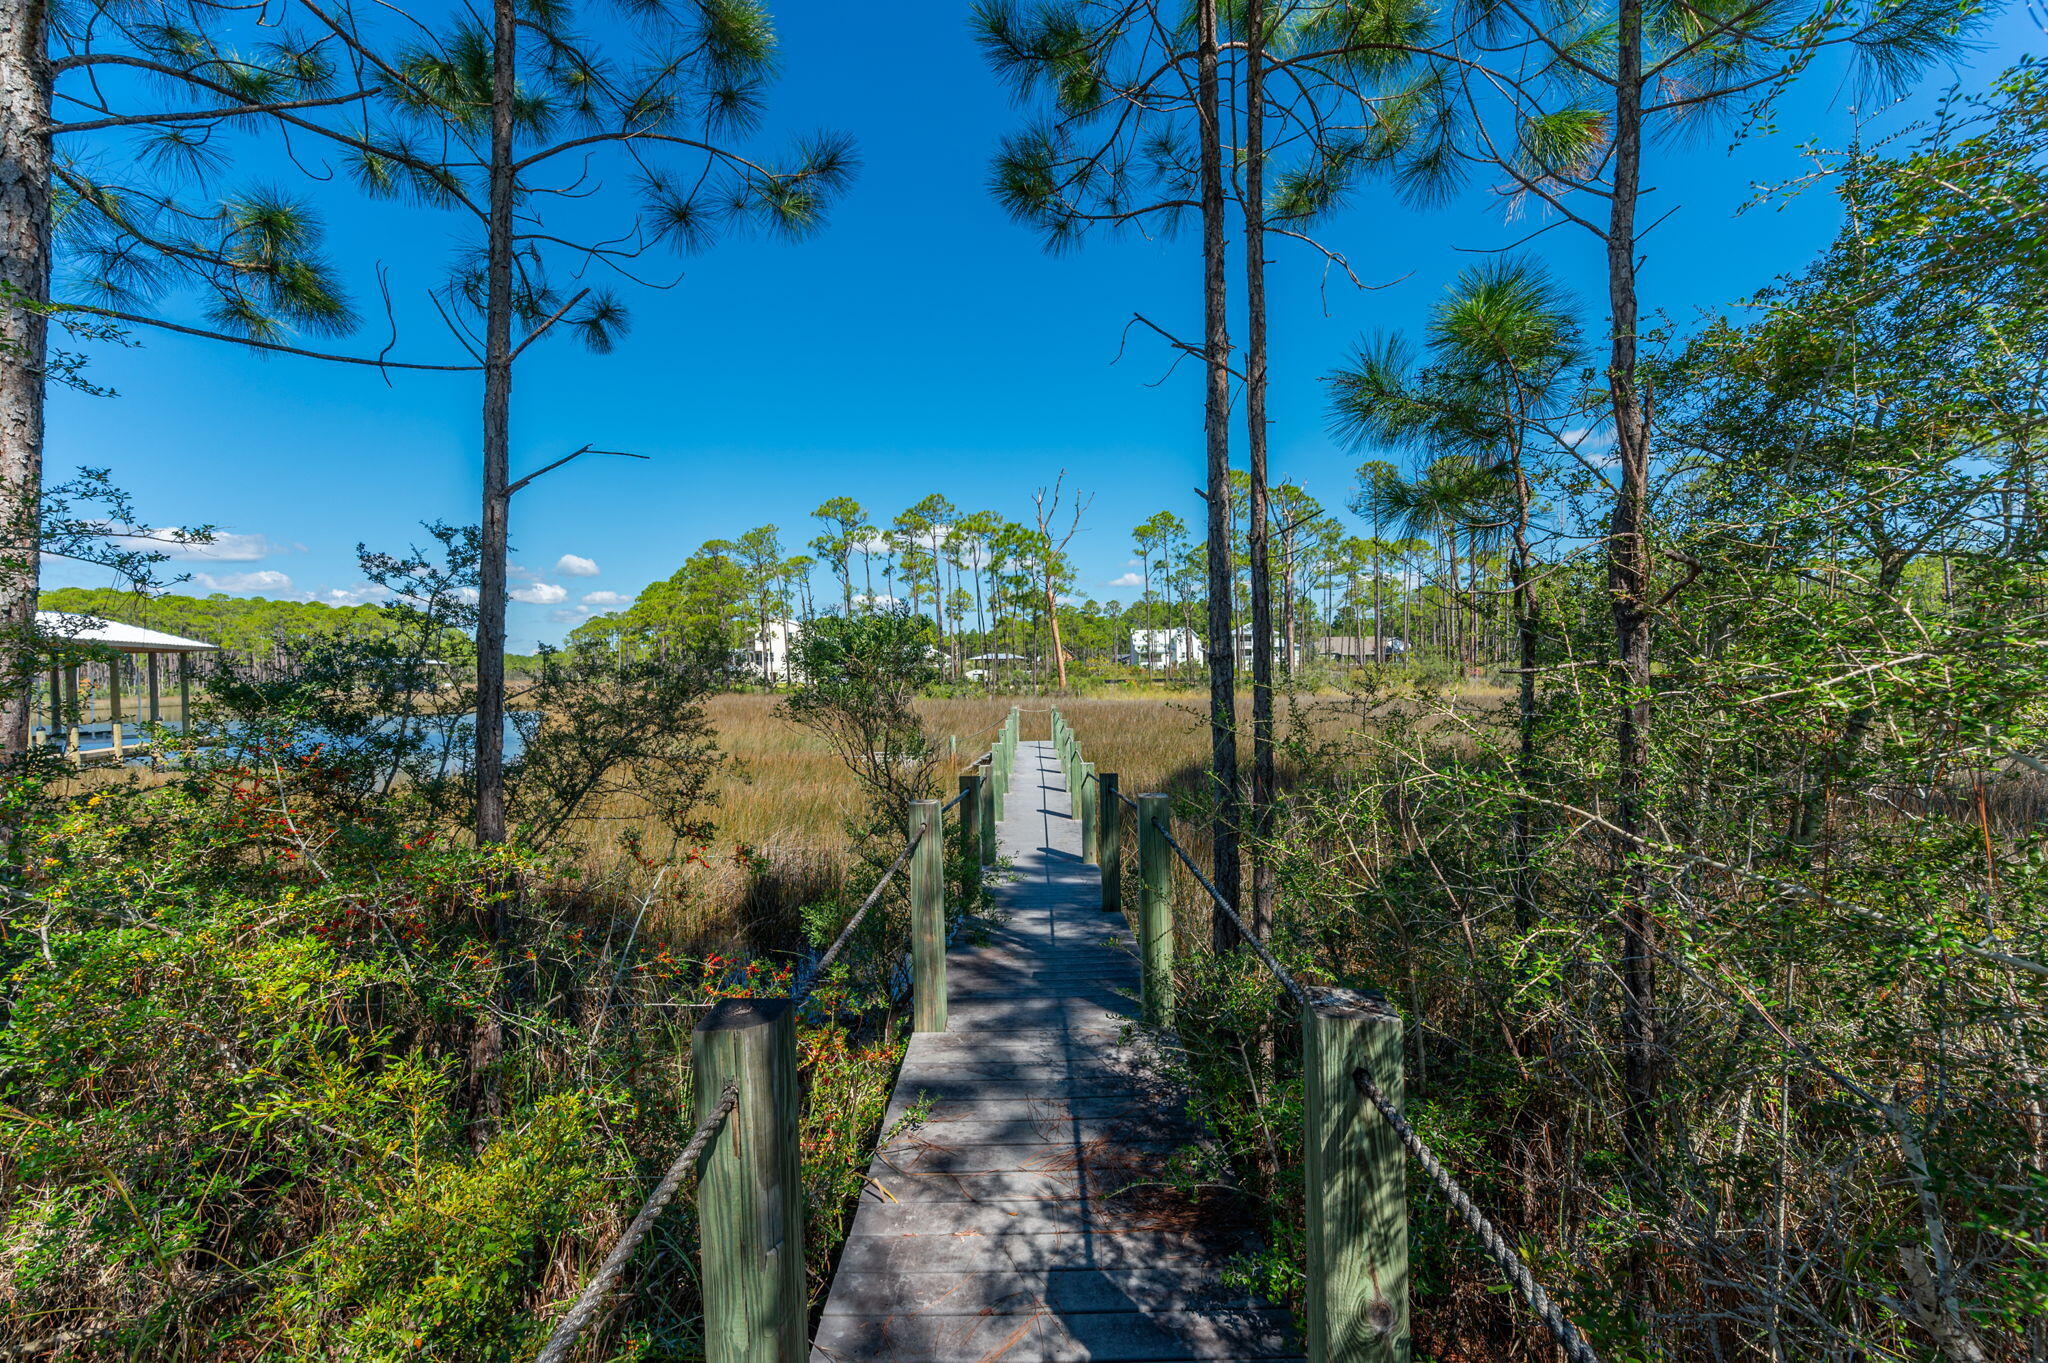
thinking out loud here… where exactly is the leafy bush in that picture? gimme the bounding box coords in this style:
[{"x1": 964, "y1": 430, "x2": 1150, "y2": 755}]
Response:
[{"x1": 0, "y1": 755, "x2": 904, "y2": 1359}]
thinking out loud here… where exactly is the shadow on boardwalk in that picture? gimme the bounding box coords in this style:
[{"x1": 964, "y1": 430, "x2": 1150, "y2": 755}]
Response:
[{"x1": 810, "y1": 741, "x2": 1301, "y2": 1362}]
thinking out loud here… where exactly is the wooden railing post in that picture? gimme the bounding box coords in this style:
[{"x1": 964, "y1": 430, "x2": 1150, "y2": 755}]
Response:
[
  {"x1": 959, "y1": 771, "x2": 982, "y2": 904},
  {"x1": 993, "y1": 739, "x2": 1008, "y2": 822},
  {"x1": 1136, "y1": 793, "x2": 1174, "y2": 1028},
  {"x1": 1304, "y1": 990, "x2": 1409, "y2": 1363},
  {"x1": 1098, "y1": 772, "x2": 1121, "y2": 914},
  {"x1": 978, "y1": 758, "x2": 997, "y2": 864},
  {"x1": 909, "y1": 799, "x2": 947, "y2": 1033},
  {"x1": 693, "y1": 997, "x2": 805, "y2": 1363},
  {"x1": 1079, "y1": 761, "x2": 1098, "y2": 866}
]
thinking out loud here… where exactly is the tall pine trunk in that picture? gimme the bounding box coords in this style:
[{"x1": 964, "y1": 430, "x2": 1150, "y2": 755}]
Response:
[
  {"x1": 0, "y1": 1, "x2": 51, "y2": 760},
  {"x1": 1606, "y1": 0, "x2": 1660, "y2": 1177},
  {"x1": 466, "y1": 0, "x2": 517, "y2": 1143},
  {"x1": 1243, "y1": 0, "x2": 1275, "y2": 936},
  {"x1": 475, "y1": 0, "x2": 517, "y2": 848},
  {"x1": 1197, "y1": 0, "x2": 1240, "y2": 935}
]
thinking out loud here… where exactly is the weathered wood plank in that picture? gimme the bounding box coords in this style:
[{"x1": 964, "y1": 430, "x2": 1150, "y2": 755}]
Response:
[{"x1": 810, "y1": 739, "x2": 1298, "y2": 1362}]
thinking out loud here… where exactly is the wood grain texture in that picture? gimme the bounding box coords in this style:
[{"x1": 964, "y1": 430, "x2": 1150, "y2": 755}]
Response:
[
  {"x1": 910, "y1": 799, "x2": 947, "y2": 1035},
  {"x1": 1302, "y1": 991, "x2": 1409, "y2": 1363},
  {"x1": 695, "y1": 998, "x2": 805, "y2": 1362}
]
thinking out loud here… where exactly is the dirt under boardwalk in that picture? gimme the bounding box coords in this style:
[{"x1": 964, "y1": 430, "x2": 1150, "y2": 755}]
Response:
[{"x1": 810, "y1": 740, "x2": 1302, "y2": 1362}]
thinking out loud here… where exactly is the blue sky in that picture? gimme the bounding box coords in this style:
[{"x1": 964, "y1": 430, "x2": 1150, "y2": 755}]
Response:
[{"x1": 46, "y1": 1, "x2": 2042, "y2": 649}]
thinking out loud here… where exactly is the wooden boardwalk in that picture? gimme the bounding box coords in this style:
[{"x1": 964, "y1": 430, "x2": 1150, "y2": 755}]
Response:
[{"x1": 812, "y1": 740, "x2": 1302, "y2": 1362}]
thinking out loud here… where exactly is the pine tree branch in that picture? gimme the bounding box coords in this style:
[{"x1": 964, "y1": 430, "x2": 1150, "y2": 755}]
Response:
[
  {"x1": 50, "y1": 87, "x2": 378, "y2": 135},
  {"x1": 72, "y1": 306, "x2": 480, "y2": 370}
]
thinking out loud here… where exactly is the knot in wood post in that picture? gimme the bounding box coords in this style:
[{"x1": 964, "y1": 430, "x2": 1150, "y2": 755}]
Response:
[
  {"x1": 1303, "y1": 989, "x2": 1409, "y2": 1363},
  {"x1": 909, "y1": 799, "x2": 947, "y2": 1034},
  {"x1": 1136, "y1": 793, "x2": 1174, "y2": 1028},
  {"x1": 692, "y1": 997, "x2": 804, "y2": 1362}
]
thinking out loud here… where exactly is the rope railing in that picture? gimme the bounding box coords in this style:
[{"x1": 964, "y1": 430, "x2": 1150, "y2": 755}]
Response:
[
  {"x1": 541, "y1": 716, "x2": 1026, "y2": 1363},
  {"x1": 1151, "y1": 816, "x2": 1314, "y2": 1011},
  {"x1": 534, "y1": 1080, "x2": 741, "y2": 1363},
  {"x1": 1353, "y1": 1066, "x2": 1602, "y2": 1363},
  {"x1": 797, "y1": 823, "x2": 925, "y2": 1002},
  {"x1": 1064, "y1": 706, "x2": 1601, "y2": 1363}
]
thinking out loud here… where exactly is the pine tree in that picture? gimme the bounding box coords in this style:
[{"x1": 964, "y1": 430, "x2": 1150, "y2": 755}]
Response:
[{"x1": 374, "y1": 0, "x2": 855, "y2": 842}]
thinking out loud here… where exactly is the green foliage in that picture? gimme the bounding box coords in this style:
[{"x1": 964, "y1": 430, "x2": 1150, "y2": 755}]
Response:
[
  {"x1": 782, "y1": 610, "x2": 941, "y2": 836},
  {"x1": 38, "y1": 586, "x2": 401, "y2": 657},
  {"x1": 275, "y1": 1095, "x2": 605, "y2": 1361}
]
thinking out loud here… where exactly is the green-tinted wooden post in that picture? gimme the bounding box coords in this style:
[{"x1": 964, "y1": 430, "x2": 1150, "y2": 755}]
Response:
[
  {"x1": 693, "y1": 997, "x2": 805, "y2": 1363},
  {"x1": 1098, "y1": 772, "x2": 1121, "y2": 914},
  {"x1": 177, "y1": 654, "x2": 192, "y2": 730},
  {"x1": 978, "y1": 759, "x2": 997, "y2": 864},
  {"x1": 1079, "y1": 761, "x2": 1098, "y2": 865},
  {"x1": 993, "y1": 740, "x2": 1007, "y2": 822},
  {"x1": 1304, "y1": 990, "x2": 1409, "y2": 1363},
  {"x1": 1137, "y1": 793, "x2": 1174, "y2": 1027},
  {"x1": 909, "y1": 799, "x2": 947, "y2": 1033},
  {"x1": 146, "y1": 652, "x2": 161, "y2": 724},
  {"x1": 959, "y1": 771, "x2": 982, "y2": 905}
]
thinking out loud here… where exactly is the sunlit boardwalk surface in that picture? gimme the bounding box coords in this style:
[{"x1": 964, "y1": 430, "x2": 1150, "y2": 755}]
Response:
[{"x1": 811, "y1": 741, "x2": 1302, "y2": 1362}]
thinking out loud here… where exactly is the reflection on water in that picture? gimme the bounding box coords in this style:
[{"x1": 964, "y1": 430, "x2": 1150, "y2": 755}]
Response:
[{"x1": 43, "y1": 714, "x2": 531, "y2": 769}]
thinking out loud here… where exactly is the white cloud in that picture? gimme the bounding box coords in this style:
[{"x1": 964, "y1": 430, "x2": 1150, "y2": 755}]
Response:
[
  {"x1": 854, "y1": 593, "x2": 900, "y2": 607},
  {"x1": 549, "y1": 606, "x2": 595, "y2": 624},
  {"x1": 193, "y1": 569, "x2": 293, "y2": 594},
  {"x1": 314, "y1": 584, "x2": 392, "y2": 607},
  {"x1": 581, "y1": 590, "x2": 629, "y2": 607},
  {"x1": 117, "y1": 529, "x2": 293, "y2": 562},
  {"x1": 555, "y1": 554, "x2": 600, "y2": 577},
  {"x1": 1107, "y1": 571, "x2": 1144, "y2": 589},
  {"x1": 511, "y1": 582, "x2": 569, "y2": 605}
]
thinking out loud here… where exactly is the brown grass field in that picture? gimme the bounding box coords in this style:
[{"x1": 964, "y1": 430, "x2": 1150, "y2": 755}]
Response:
[{"x1": 56, "y1": 682, "x2": 1514, "y2": 944}]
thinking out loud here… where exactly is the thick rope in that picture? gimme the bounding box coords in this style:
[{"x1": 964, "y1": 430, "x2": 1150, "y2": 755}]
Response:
[
  {"x1": 533, "y1": 1081, "x2": 740, "y2": 1363},
  {"x1": 1153, "y1": 818, "x2": 1314, "y2": 1010},
  {"x1": 797, "y1": 825, "x2": 924, "y2": 1002},
  {"x1": 1352, "y1": 1067, "x2": 1602, "y2": 1363}
]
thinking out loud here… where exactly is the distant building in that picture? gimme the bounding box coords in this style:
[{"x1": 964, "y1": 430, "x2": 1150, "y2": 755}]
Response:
[
  {"x1": 743, "y1": 619, "x2": 803, "y2": 683},
  {"x1": 1224, "y1": 626, "x2": 1292, "y2": 668},
  {"x1": 1313, "y1": 634, "x2": 1408, "y2": 663},
  {"x1": 965, "y1": 652, "x2": 1028, "y2": 681},
  {"x1": 1130, "y1": 628, "x2": 1205, "y2": 669}
]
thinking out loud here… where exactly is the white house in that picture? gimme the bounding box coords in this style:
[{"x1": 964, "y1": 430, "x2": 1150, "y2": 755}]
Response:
[
  {"x1": 744, "y1": 619, "x2": 803, "y2": 683},
  {"x1": 1130, "y1": 628, "x2": 1205, "y2": 669},
  {"x1": 1313, "y1": 634, "x2": 1409, "y2": 664}
]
